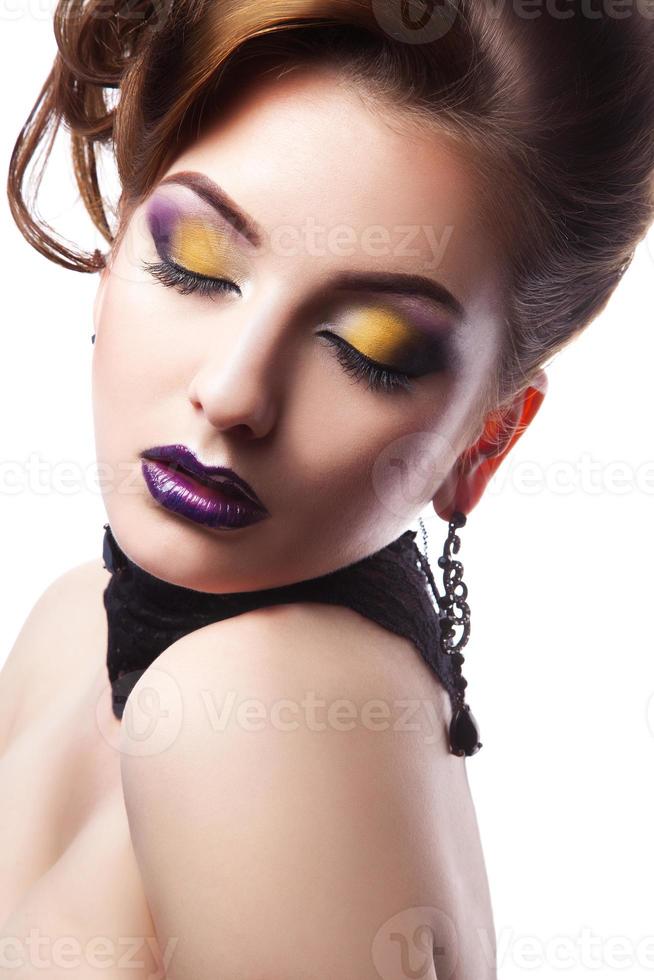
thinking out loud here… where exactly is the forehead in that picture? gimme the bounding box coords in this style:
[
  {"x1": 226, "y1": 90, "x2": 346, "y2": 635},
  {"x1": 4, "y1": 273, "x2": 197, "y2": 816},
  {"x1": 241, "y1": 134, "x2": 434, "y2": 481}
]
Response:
[{"x1": 163, "y1": 67, "x2": 507, "y2": 324}]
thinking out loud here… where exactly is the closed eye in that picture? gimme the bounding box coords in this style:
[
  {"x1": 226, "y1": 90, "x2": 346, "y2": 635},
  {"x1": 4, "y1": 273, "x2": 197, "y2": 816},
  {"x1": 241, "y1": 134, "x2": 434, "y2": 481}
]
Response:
[
  {"x1": 316, "y1": 331, "x2": 414, "y2": 394},
  {"x1": 141, "y1": 257, "x2": 240, "y2": 298}
]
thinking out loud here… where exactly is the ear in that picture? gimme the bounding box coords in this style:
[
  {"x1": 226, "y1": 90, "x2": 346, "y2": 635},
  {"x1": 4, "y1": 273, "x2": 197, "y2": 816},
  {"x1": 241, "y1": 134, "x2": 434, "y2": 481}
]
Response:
[{"x1": 432, "y1": 368, "x2": 548, "y2": 521}]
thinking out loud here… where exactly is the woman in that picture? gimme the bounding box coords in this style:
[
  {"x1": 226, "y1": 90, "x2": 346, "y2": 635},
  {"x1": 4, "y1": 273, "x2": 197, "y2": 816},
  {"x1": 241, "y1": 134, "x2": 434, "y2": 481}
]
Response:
[{"x1": 2, "y1": 1, "x2": 653, "y2": 977}]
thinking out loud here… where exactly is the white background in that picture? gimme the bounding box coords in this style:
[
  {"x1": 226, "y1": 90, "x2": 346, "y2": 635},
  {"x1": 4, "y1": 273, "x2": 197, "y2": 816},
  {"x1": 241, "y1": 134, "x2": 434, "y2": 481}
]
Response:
[{"x1": 2, "y1": 3, "x2": 654, "y2": 976}]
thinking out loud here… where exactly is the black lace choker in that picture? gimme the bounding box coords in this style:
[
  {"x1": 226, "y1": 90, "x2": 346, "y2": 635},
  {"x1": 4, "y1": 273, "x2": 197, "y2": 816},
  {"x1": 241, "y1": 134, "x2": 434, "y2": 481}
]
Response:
[{"x1": 101, "y1": 522, "x2": 482, "y2": 755}]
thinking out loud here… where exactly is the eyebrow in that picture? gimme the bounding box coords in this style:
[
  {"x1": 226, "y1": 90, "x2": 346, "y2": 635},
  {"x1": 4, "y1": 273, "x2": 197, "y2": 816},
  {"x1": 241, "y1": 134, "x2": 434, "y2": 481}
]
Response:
[
  {"x1": 328, "y1": 270, "x2": 465, "y2": 320},
  {"x1": 157, "y1": 170, "x2": 466, "y2": 320},
  {"x1": 159, "y1": 171, "x2": 263, "y2": 248}
]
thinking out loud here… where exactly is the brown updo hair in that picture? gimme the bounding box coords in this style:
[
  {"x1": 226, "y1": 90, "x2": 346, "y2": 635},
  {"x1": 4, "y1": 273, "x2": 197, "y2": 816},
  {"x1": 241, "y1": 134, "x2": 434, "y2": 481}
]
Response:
[{"x1": 7, "y1": 0, "x2": 654, "y2": 423}]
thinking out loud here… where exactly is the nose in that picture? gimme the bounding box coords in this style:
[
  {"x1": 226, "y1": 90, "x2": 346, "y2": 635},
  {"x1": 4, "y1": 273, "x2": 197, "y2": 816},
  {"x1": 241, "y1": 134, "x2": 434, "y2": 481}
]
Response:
[{"x1": 186, "y1": 301, "x2": 293, "y2": 440}]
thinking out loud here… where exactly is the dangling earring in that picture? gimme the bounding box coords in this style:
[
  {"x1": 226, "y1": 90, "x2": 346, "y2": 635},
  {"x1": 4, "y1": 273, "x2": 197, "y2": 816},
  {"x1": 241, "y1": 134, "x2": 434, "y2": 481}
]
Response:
[
  {"x1": 417, "y1": 511, "x2": 482, "y2": 757},
  {"x1": 91, "y1": 334, "x2": 96, "y2": 344}
]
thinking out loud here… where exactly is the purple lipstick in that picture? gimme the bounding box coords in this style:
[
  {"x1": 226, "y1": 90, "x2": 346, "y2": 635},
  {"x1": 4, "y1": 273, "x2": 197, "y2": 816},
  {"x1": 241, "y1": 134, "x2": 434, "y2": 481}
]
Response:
[{"x1": 140, "y1": 444, "x2": 270, "y2": 530}]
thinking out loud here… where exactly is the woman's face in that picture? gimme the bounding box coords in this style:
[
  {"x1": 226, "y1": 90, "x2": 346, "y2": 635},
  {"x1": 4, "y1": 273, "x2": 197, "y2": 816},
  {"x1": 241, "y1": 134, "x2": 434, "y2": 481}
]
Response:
[{"x1": 92, "y1": 64, "x2": 507, "y2": 591}]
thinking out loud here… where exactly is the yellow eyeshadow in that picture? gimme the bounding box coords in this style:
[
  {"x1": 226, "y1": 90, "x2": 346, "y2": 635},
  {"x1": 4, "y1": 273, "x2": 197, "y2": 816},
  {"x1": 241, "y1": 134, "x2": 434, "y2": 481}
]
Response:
[
  {"x1": 340, "y1": 308, "x2": 418, "y2": 362},
  {"x1": 170, "y1": 217, "x2": 248, "y2": 281}
]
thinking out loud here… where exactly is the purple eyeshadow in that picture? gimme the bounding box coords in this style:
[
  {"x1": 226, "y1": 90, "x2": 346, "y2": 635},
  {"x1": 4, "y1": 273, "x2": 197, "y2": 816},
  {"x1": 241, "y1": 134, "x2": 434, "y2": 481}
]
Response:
[{"x1": 145, "y1": 195, "x2": 181, "y2": 255}]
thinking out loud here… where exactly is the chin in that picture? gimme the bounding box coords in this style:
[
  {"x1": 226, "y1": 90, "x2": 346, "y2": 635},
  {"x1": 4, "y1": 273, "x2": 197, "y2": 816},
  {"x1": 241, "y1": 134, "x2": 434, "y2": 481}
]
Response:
[{"x1": 104, "y1": 502, "x2": 287, "y2": 593}]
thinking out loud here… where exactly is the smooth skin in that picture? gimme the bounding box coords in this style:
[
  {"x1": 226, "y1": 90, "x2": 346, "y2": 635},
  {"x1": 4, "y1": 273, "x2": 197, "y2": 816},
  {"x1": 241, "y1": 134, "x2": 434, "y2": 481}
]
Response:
[{"x1": 1, "y1": 62, "x2": 546, "y2": 978}]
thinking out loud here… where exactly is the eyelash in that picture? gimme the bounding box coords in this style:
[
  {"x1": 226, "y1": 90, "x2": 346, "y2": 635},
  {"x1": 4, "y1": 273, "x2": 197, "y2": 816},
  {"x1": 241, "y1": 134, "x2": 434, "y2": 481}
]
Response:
[
  {"x1": 316, "y1": 331, "x2": 413, "y2": 394},
  {"x1": 142, "y1": 255, "x2": 414, "y2": 394},
  {"x1": 141, "y1": 258, "x2": 238, "y2": 298}
]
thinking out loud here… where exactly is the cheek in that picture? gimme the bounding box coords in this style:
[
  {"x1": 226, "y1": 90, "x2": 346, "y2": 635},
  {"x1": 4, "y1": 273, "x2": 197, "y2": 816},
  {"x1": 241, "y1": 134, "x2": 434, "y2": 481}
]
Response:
[
  {"x1": 280, "y1": 358, "x2": 443, "y2": 512},
  {"x1": 93, "y1": 261, "x2": 186, "y2": 399},
  {"x1": 92, "y1": 274, "x2": 183, "y2": 474}
]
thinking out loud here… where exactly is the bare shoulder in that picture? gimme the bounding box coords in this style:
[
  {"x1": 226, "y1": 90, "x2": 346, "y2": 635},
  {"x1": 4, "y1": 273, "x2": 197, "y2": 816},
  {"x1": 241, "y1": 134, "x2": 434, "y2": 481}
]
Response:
[
  {"x1": 2, "y1": 557, "x2": 110, "y2": 674},
  {"x1": 118, "y1": 603, "x2": 479, "y2": 978},
  {"x1": 122, "y1": 600, "x2": 457, "y2": 772},
  {"x1": 133, "y1": 598, "x2": 453, "y2": 734},
  {"x1": 0, "y1": 557, "x2": 111, "y2": 739},
  {"x1": 121, "y1": 598, "x2": 457, "y2": 780}
]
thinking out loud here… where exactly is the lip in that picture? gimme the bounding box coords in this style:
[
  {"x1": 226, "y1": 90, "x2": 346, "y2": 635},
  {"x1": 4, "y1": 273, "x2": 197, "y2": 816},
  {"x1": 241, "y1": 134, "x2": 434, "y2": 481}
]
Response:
[
  {"x1": 139, "y1": 444, "x2": 270, "y2": 530},
  {"x1": 140, "y1": 444, "x2": 268, "y2": 511}
]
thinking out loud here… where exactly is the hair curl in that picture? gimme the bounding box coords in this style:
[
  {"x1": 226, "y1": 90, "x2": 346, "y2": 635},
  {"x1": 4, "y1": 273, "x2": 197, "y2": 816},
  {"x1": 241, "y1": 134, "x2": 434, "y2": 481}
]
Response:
[{"x1": 7, "y1": 0, "x2": 654, "y2": 421}]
